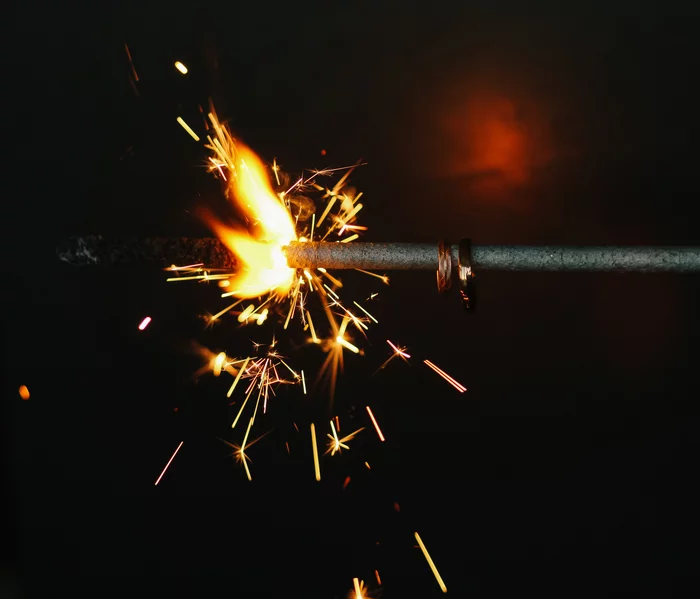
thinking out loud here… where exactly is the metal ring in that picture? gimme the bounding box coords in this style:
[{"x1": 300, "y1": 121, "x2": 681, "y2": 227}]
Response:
[
  {"x1": 458, "y1": 238, "x2": 475, "y2": 310},
  {"x1": 436, "y1": 239, "x2": 452, "y2": 293}
]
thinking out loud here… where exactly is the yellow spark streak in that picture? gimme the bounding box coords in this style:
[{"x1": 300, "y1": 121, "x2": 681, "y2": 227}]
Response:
[
  {"x1": 340, "y1": 234, "x2": 359, "y2": 243},
  {"x1": 387, "y1": 339, "x2": 410, "y2": 358},
  {"x1": 241, "y1": 418, "x2": 254, "y2": 481},
  {"x1": 301, "y1": 370, "x2": 307, "y2": 394},
  {"x1": 323, "y1": 283, "x2": 339, "y2": 299},
  {"x1": 338, "y1": 315, "x2": 350, "y2": 337},
  {"x1": 423, "y1": 360, "x2": 467, "y2": 392},
  {"x1": 310, "y1": 423, "x2": 321, "y2": 481},
  {"x1": 176, "y1": 116, "x2": 200, "y2": 141},
  {"x1": 227, "y1": 356, "x2": 250, "y2": 398},
  {"x1": 231, "y1": 382, "x2": 256, "y2": 429},
  {"x1": 353, "y1": 578, "x2": 363, "y2": 599},
  {"x1": 317, "y1": 267, "x2": 343, "y2": 287},
  {"x1": 336, "y1": 336, "x2": 360, "y2": 353},
  {"x1": 414, "y1": 532, "x2": 447, "y2": 593},
  {"x1": 354, "y1": 269, "x2": 390, "y2": 284},
  {"x1": 339, "y1": 202, "x2": 363, "y2": 226},
  {"x1": 316, "y1": 196, "x2": 337, "y2": 227},
  {"x1": 353, "y1": 301, "x2": 378, "y2": 323},
  {"x1": 166, "y1": 274, "x2": 209, "y2": 282},
  {"x1": 213, "y1": 352, "x2": 226, "y2": 376},
  {"x1": 210, "y1": 298, "x2": 244, "y2": 320},
  {"x1": 174, "y1": 61, "x2": 188, "y2": 74},
  {"x1": 167, "y1": 263, "x2": 204, "y2": 271},
  {"x1": 306, "y1": 310, "x2": 320, "y2": 343},
  {"x1": 365, "y1": 461, "x2": 371, "y2": 469},
  {"x1": 154, "y1": 441, "x2": 184, "y2": 486},
  {"x1": 272, "y1": 158, "x2": 281, "y2": 186},
  {"x1": 310, "y1": 213, "x2": 316, "y2": 241},
  {"x1": 365, "y1": 406, "x2": 385, "y2": 441},
  {"x1": 238, "y1": 304, "x2": 256, "y2": 322}
]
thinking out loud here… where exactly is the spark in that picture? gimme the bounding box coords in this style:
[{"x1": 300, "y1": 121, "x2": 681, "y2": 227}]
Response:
[
  {"x1": 227, "y1": 357, "x2": 250, "y2": 397},
  {"x1": 374, "y1": 570, "x2": 382, "y2": 586},
  {"x1": 18, "y1": 385, "x2": 30, "y2": 400},
  {"x1": 365, "y1": 406, "x2": 385, "y2": 442},
  {"x1": 124, "y1": 42, "x2": 139, "y2": 81},
  {"x1": 174, "y1": 61, "x2": 188, "y2": 74},
  {"x1": 154, "y1": 441, "x2": 184, "y2": 486},
  {"x1": 213, "y1": 352, "x2": 226, "y2": 377},
  {"x1": 176, "y1": 116, "x2": 200, "y2": 141},
  {"x1": 343, "y1": 476, "x2": 351, "y2": 490},
  {"x1": 311, "y1": 423, "x2": 321, "y2": 481},
  {"x1": 353, "y1": 301, "x2": 378, "y2": 323},
  {"x1": 325, "y1": 420, "x2": 364, "y2": 456},
  {"x1": 387, "y1": 339, "x2": 410, "y2": 358},
  {"x1": 138, "y1": 316, "x2": 152, "y2": 330},
  {"x1": 414, "y1": 532, "x2": 447, "y2": 593},
  {"x1": 353, "y1": 578, "x2": 363, "y2": 599},
  {"x1": 336, "y1": 336, "x2": 360, "y2": 353},
  {"x1": 365, "y1": 461, "x2": 371, "y2": 470},
  {"x1": 301, "y1": 370, "x2": 307, "y2": 394},
  {"x1": 423, "y1": 360, "x2": 466, "y2": 392},
  {"x1": 355, "y1": 269, "x2": 390, "y2": 285},
  {"x1": 377, "y1": 339, "x2": 411, "y2": 372}
]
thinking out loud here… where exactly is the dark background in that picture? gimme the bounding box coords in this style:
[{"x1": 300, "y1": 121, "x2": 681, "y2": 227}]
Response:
[{"x1": 4, "y1": 2, "x2": 700, "y2": 597}]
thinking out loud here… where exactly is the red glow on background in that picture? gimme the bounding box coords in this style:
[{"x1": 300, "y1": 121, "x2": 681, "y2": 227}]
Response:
[{"x1": 439, "y1": 92, "x2": 555, "y2": 192}]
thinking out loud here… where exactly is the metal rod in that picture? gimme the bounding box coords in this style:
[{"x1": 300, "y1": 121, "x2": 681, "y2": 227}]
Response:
[
  {"x1": 57, "y1": 236, "x2": 700, "y2": 273},
  {"x1": 284, "y1": 242, "x2": 700, "y2": 273}
]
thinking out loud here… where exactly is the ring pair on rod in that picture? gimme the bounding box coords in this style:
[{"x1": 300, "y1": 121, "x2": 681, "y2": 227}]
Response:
[{"x1": 437, "y1": 239, "x2": 475, "y2": 311}]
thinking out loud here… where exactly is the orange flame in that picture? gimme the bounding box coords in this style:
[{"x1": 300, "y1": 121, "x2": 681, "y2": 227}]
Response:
[{"x1": 204, "y1": 119, "x2": 297, "y2": 299}]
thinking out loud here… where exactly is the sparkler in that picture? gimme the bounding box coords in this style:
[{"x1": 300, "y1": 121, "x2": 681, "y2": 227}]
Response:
[
  {"x1": 59, "y1": 237, "x2": 700, "y2": 272},
  {"x1": 87, "y1": 52, "x2": 700, "y2": 595}
]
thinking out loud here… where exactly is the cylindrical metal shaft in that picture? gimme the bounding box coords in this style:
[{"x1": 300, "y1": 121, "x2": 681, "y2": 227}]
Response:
[
  {"x1": 284, "y1": 242, "x2": 700, "y2": 273},
  {"x1": 57, "y1": 236, "x2": 700, "y2": 273}
]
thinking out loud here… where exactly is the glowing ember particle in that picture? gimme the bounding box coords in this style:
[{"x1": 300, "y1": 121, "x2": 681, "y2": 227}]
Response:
[
  {"x1": 374, "y1": 570, "x2": 382, "y2": 585},
  {"x1": 154, "y1": 441, "x2": 184, "y2": 486},
  {"x1": 365, "y1": 461, "x2": 371, "y2": 470},
  {"x1": 176, "y1": 116, "x2": 200, "y2": 141},
  {"x1": 213, "y1": 352, "x2": 226, "y2": 377},
  {"x1": 340, "y1": 233, "x2": 359, "y2": 243},
  {"x1": 423, "y1": 360, "x2": 467, "y2": 392},
  {"x1": 138, "y1": 316, "x2": 152, "y2": 330},
  {"x1": 394, "y1": 502, "x2": 400, "y2": 513},
  {"x1": 365, "y1": 406, "x2": 385, "y2": 441},
  {"x1": 343, "y1": 476, "x2": 351, "y2": 490},
  {"x1": 301, "y1": 370, "x2": 307, "y2": 394},
  {"x1": 310, "y1": 423, "x2": 321, "y2": 481},
  {"x1": 174, "y1": 61, "x2": 188, "y2": 74},
  {"x1": 18, "y1": 385, "x2": 30, "y2": 400},
  {"x1": 285, "y1": 441, "x2": 290, "y2": 454},
  {"x1": 414, "y1": 532, "x2": 447, "y2": 593}
]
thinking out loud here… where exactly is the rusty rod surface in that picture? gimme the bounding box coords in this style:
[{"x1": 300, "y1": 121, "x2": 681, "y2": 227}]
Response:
[{"x1": 57, "y1": 236, "x2": 700, "y2": 273}]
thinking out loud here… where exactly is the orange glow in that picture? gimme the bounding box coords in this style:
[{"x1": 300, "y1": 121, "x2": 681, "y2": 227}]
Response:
[
  {"x1": 203, "y1": 119, "x2": 297, "y2": 299},
  {"x1": 19, "y1": 385, "x2": 30, "y2": 400}
]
